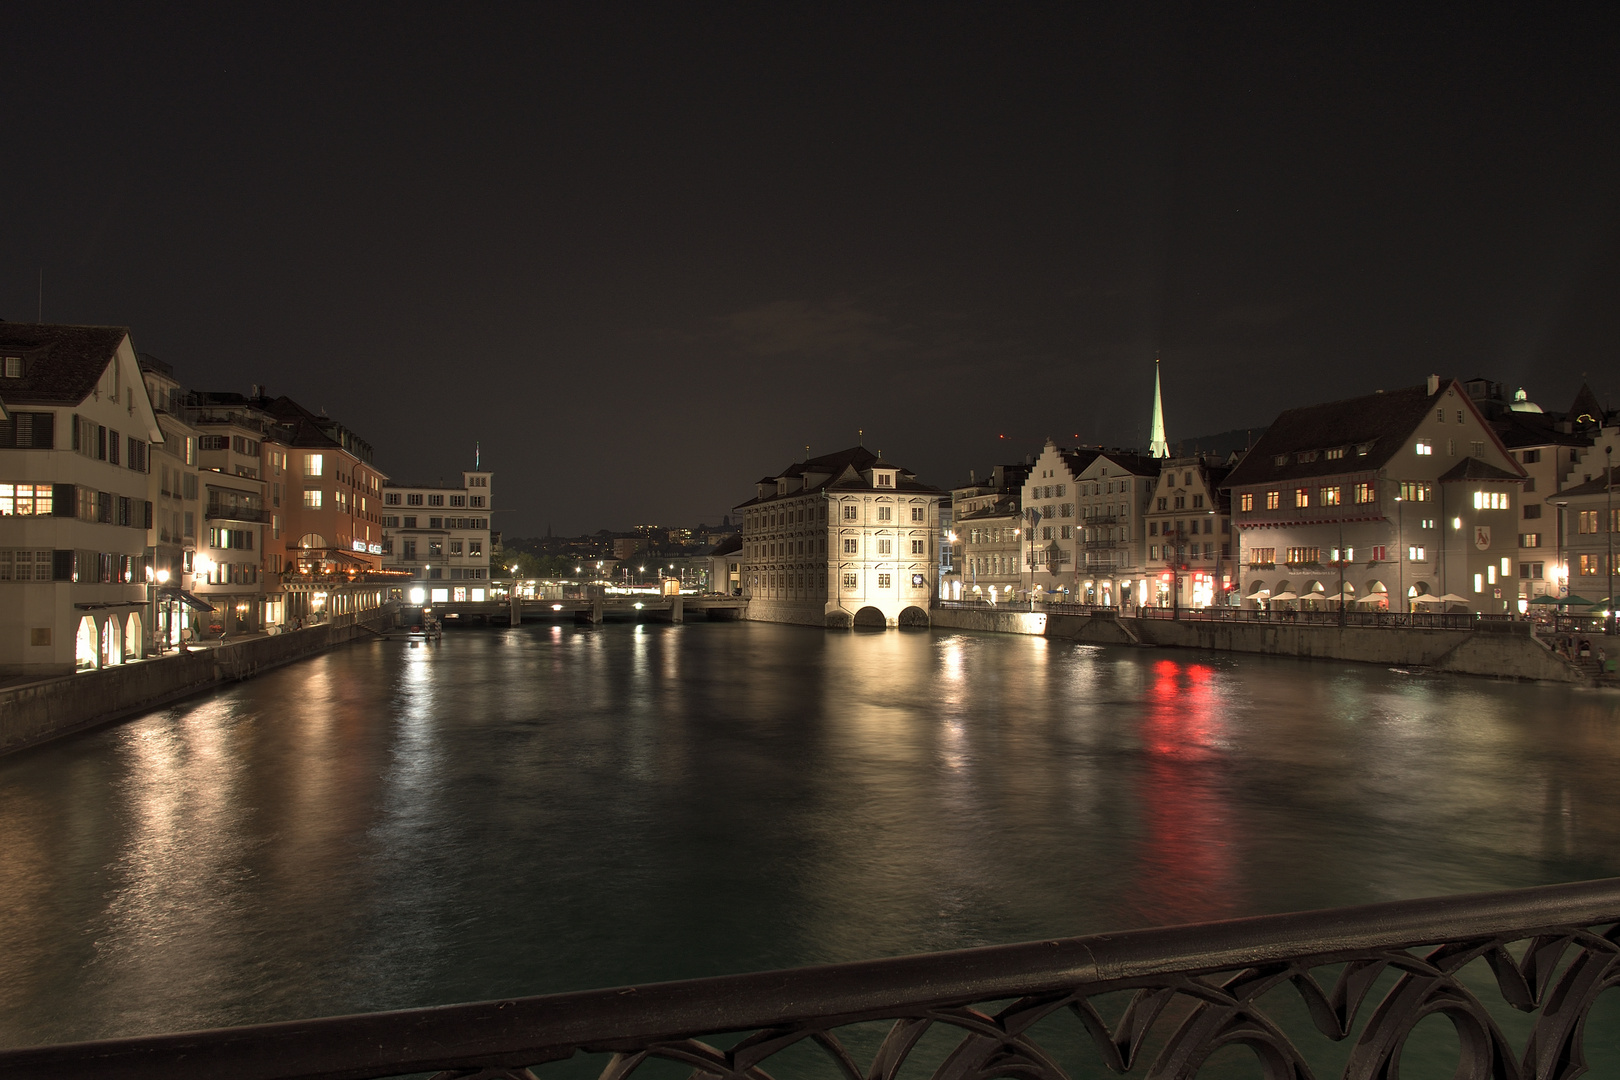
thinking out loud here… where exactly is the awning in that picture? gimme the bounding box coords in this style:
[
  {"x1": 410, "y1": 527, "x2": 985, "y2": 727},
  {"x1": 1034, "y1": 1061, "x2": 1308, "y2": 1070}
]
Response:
[
  {"x1": 157, "y1": 587, "x2": 216, "y2": 612},
  {"x1": 74, "y1": 601, "x2": 149, "y2": 611}
]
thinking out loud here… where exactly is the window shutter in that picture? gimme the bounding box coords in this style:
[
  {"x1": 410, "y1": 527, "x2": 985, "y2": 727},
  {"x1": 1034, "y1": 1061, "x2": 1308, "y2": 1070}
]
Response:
[
  {"x1": 71, "y1": 415, "x2": 80, "y2": 451},
  {"x1": 53, "y1": 483, "x2": 76, "y2": 516},
  {"x1": 144, "y1": 500, "x2": 154, "y2": 529}
]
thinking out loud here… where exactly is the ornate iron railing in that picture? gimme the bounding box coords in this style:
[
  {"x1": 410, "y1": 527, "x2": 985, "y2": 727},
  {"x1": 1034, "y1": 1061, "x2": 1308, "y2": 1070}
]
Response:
[{"x1": 4, "y1": 878, "x2": 1620, "y2": 1080}]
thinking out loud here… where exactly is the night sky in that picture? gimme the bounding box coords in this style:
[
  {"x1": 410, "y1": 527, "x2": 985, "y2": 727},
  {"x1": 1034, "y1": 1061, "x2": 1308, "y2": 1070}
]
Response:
[{"x1": 4, "y1": 5, "x2": 1617, "y2": 536}]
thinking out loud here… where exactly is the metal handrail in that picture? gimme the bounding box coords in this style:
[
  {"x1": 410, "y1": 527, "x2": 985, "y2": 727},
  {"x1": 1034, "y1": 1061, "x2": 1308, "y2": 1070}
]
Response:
[{"x1": 5, "y1": 877, "x2": 1620, "y2": 1080}]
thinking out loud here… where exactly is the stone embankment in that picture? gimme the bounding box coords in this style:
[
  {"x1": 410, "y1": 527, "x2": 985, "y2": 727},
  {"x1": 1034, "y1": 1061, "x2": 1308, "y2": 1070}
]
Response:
[
  {"x1": 929, "y1": 606, "x2": 1585, "y2": 684},
  {"x1": 0, "y1": 607, "x2": 398, "y2": 756}
]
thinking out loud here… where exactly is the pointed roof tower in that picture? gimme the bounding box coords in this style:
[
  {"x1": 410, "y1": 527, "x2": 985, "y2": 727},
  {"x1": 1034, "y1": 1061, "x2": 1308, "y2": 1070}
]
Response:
[{"x1": 1148, "y1": 356, "x2": 1169, "y2": 458}]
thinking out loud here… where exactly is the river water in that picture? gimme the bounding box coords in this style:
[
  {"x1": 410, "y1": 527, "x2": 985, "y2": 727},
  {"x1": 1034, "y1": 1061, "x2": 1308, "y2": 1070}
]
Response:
[{"x1": 2, "y1": 622, "x2": 1618, "y2": 1057}]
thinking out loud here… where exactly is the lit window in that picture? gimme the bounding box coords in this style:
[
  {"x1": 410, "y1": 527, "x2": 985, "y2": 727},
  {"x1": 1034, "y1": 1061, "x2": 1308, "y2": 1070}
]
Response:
[
  {"x1": 1265, "y1": 490, "x2": 1280, "y2": 510},
  {"x1": 1416, "y1": 441, "x2": 1432, "y2": 455},
  {"x1": 1240, "y1": 493, "x2": 1254, "y2": 512},
  {"x1": 303, "y1": 489, "x2": 323, "y2": 508},
  {"x1": 1474, "y1": 573, "x2": 1484, "y2": 593},
  {"x1": 1320, "y1": 486, "x2": 1341, "y2": 506},
  {"x1": 1408, "y1": 545, "x2": 1425, "y2": 561},
  {"x1": 304, "y1": 453, "x2": 324, "y2": 477},
  {"x1": 1295, "y1": 488, "x2": 1310, "y2": 508}
]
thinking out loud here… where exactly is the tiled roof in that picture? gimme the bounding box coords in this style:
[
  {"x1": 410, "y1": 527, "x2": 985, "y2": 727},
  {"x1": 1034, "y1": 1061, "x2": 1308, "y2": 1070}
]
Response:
[
  {"x1": 735, "y1": 445, "x2": 941, "y2": 508},
  {"x1": 708, "y1": 533, "x2": 743, "y2": 556},
  {"x1": 0, "y1": 323, "x2": 129, "y2": 406},
  {"x1": 1223, "y1": 383, "x2": 1439, "y2": 489},
  {"x1": 1555, "y1": 467, "x2": 1620, "y2": 498},
  {"x1": 1438, "y1": 457, "x2": 1523, "y2": 483}
]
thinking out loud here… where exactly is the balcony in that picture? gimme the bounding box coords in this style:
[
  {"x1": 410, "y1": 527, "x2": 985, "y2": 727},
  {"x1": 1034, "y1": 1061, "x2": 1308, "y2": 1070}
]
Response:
[
  {"x1": 4, "y1": 877, "x2": 1615, "y2": 1080},
  {"x1": 206, "y1": 503, "x2": 269, "y2": 523}
]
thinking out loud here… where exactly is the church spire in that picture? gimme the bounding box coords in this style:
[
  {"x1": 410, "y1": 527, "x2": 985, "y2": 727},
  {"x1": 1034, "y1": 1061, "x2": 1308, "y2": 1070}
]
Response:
[{"x1": 1148, "y1": 355, "x2": 1169, "y2": 458}]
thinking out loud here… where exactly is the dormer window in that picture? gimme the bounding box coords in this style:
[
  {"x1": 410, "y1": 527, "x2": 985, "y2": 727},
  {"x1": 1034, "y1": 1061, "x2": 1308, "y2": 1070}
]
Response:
[
  {"x1": 1273, "y1": 454, "x2": 1288, "y2": 466},
  {"x1": 875, "y1": 471, "x2": 894, "y2": 487},
  {"x1": 2, "y1": 356, "x2": 20, "y2": 378}
]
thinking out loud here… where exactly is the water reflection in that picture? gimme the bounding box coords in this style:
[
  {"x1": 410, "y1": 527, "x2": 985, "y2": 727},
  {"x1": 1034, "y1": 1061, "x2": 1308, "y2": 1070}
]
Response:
[{"x1": 1, "y1": 627, "x2": 1618, "y2": 1050}]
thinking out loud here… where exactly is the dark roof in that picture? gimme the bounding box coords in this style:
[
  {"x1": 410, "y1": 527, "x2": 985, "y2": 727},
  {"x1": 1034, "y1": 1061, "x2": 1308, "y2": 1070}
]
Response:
[
  {"x1": 1555, "y1": 467, "x2": 1620, "y2": 499},
  {"x1": 0, "y1": 323, "x2": 129, "y2": 406},
  {"x1": 735, "y1": 445, "x2": 941, "y2": 508},
  {"x1": 1223, "y1": 383, "x2": 1439, "y2": 488},
  {"x1": 956, "y1": 497, "x2": 1021, "y2": 522},
  {"x1": 1439, "y1": 457, "x2": 1523, "y2": 483},
  {"x1": 1568, "y1": 383, "x2": 1606, "y2": 426},
  {"x1": 1492, "y1": 409, "x2": 1593, "y2": 449},
  {"x1": 708, "y1": 533, "x2": 743, "y2": 557},
  {"x1": 1091, "y1": 450, "x2": 1162, "y2": 477}
]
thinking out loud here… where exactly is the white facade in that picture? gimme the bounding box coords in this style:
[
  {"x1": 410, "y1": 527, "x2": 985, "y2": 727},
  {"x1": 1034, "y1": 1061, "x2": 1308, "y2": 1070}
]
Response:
[
  {"x1": 738, "y1": 448, "x2": 942, "y2": 628},
  {"x1": 1, "y1": 328, "x2": 162, "y2": 676},
  {"x1": 381, "y1": 471, "x2": 494, "y2": 603}
]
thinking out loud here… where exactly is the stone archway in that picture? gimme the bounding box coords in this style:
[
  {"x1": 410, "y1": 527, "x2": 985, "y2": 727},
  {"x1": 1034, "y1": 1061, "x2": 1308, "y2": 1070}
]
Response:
[
  {"x1": 852, "y1": 606, "x2": 887, "y2": 629},
  {"x1": 897, "y1": 606, "x2": 930, "y2": 629}
]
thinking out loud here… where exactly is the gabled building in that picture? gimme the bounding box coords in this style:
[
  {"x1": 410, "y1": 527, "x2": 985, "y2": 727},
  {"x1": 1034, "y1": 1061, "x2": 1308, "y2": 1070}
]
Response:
[
  {"x1": 1068, "y1": 449, "x2": 1159, "y2": 606},
  {"x1": 186, "y1": 391, "x2": 276, "y2": 633},
  {"x1": 736, "y1": 446, "x2": 943, "y2": 628},
  {"x1": 1144, "y1": 454, "x2": 1234, "y2": 609},
  {"x1": 0, "y1": 324, "x2": 161, "y2": 675},
  {"x1": 1017, "y1": 441, "x2": 1101, "y2": 601},
  {"x1": 1224, "y1": 377, "x2": 1527, "y2": 613}
]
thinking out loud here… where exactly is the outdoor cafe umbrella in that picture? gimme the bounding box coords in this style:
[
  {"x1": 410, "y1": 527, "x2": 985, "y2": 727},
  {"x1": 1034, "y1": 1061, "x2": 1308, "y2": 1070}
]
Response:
[
  {"x1": 1356, "y1": 592, "x2": 1390, "y2": 605},
  {"x1": 1560, "y1": 595, "x2": 1598, "y2": 607},
  {"x1": 1326, "y1": 590, "x2": 1358, "y2": 603},
  {"x1": 1268, "y1": 591, "x2": 1299, "y2": 602},
  {"x1": 1436, "y1": 593, "x2": 1472, "y2": 604},
  {"x1": 1526, "y1": 595, "x2": 1563, "y2": 606},
  {"x1": 1410, "y1": 594, "x2": 1445, "y2": 604}
]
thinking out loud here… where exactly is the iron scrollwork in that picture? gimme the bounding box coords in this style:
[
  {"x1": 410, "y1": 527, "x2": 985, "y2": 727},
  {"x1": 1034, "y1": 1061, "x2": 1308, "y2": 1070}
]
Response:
[{"x1": 6, "y1": 879, "x2": 1620, "y2": 1080}]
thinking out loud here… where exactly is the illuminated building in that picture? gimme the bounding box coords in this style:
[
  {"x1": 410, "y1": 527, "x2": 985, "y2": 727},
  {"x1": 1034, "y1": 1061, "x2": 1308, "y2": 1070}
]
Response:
[
  {"x1": 946, "y1": 462, "x2": 1031, "y2": 602},
  {"x1": 0, "y1": 324, "x2": 161, "y2": 676},
  {"x1": 1065, "y1": 449, "x2": 1159, "y2": 607},
  {"x1": 137, "y1": 356, "x2": 210, "y2": 645},
  {"x1": 381, "y1": 470, "x2": 493, "y2": 603},
  {"x1": 1144, "y1": 455, "x2": 1234, "y2": 609},
  {"x1": 1224, "y1": 377, "x2": 1527, "y2": 613},
  {"x1": 736, "y1": 446, "x2": 943, "y2": 627}
]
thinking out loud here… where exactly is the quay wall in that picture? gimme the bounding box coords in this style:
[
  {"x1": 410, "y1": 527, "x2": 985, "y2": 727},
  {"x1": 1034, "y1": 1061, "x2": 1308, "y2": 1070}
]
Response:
[
  {"x1": 0, "y1": 608, "x2": 398, "y2": 757},
  {"x1": 929, "y1": 607, "x2": 1579, "y2": 683}
]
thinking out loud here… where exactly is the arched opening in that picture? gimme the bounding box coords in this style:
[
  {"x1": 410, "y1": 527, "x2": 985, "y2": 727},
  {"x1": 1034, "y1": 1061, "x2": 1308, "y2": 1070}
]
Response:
[
  {"x1": 897, "y1": 606, "x2": 929, "y2": 629},
  {"x1": 852, "y1": 606, "x2": 887, "y2": 629},
  {"x1": 76, "y1": 617, "x2": 98, "y2": 671},
  {"x1": 824, "y1": 609, "x2": 853, "y2": 629},
  {"x1": 126, "y1": 613, "x2": 143, "y2": 659},
  {"x1": 103, "y1": 616, "x2": 122, "y2": 666},
  {"x1": 1361, "y1": 580, "x2": 1389, "y2": 609},
  {"x1": 1303, "y1": 580, "x2": 1327, "y2": 608},
  {"x1": 1245, "y1": 579, "x2": 1268, "y2": 609}
]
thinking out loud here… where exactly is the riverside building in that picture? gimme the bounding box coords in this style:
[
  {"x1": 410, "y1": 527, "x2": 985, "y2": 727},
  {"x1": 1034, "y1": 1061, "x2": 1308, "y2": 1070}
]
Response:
[
  {"x1": 1144, "y1": 454, "x2": 1234, "y2": 609},
  {"x1": 381, "y1": 471, "x2": 494, "y2": 603},
  {"x1": 946, "y1": 462, "x2": 1031, "y2": 603},
  {"x1": 736, "y1": 446, "x2": 942, "y2": 628},
  {"x1": 0, "y1": 324, "x2": 161, "y2": 676},
  {"x1": 1224, "y1": 377, "x2": 1527, "y2": 613}
]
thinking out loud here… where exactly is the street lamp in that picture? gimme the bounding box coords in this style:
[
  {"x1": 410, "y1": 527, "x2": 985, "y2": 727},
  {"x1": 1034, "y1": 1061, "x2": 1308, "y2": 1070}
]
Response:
[
  {"x1": 1606, "y1": 445, "x2": 1614, "y2": 636},
  {"x1": 1393, "y1": 489, "x2": 1404, "y2": 615}
]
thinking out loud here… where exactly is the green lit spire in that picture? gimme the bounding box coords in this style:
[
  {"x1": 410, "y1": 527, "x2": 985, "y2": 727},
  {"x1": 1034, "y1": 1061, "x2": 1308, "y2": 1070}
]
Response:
[{"x1": 1149, "y1": 356, "x2": 1169, "y2": 458}]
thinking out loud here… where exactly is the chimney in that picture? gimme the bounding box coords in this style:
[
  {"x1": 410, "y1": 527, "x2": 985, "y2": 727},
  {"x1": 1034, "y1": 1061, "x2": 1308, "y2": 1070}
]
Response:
[{"x1": 1426, "y1": 374, "x2": 1440, "y2": 395}]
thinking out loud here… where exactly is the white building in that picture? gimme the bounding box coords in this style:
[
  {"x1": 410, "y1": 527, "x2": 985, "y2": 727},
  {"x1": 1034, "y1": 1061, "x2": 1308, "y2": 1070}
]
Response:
[
  {"x1": 381, "y1": 470, "x2": 494, "y2": 603},
  {"x1": 1, "y1": 325, "x2": 162, "y2": 676},
  {"x1": 737, "y1": 446, "x2": 943, "y2": 628}
]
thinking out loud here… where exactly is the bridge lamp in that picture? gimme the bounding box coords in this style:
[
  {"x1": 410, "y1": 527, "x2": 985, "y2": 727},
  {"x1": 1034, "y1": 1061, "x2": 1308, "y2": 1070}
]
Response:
[{"x1": 552, "y1": 603, "x2": 563, "y2": 611}]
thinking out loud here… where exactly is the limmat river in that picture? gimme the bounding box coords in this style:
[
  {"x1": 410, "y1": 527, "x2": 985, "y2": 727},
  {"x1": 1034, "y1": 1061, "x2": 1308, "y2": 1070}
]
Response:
[{"x1": 2, "y1": 622, "x2": 1618, "y2": 1059}]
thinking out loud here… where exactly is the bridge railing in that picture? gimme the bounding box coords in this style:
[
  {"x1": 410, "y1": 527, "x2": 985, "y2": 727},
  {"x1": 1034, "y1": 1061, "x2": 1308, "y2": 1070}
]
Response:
[{"x1": 5, "y1": 877, "x2": 1620, "y2": 1080}]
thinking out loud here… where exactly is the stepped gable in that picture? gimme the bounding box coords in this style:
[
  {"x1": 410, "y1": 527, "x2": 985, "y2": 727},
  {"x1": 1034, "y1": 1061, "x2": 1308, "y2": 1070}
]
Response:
[{"x1": 0, "y1": 323, "x2": 130, "y2": 406}]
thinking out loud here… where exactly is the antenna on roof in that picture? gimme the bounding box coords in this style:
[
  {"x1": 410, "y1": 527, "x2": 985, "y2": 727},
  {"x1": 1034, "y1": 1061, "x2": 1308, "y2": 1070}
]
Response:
[{"x1": 858, "y1": 428, "x2": 864, "y2": 446}]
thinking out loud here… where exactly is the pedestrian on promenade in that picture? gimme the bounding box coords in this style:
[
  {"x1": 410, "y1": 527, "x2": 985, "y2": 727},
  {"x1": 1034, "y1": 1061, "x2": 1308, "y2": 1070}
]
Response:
[{"x1": 1580, "y1": 638, "x2": 1591, "y2": 659}]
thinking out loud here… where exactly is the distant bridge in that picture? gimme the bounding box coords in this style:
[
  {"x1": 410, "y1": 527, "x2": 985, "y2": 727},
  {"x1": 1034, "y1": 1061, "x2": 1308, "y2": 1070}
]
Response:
[{"x1": 433, "y1": 594, "x2": 748, "y2": 626}]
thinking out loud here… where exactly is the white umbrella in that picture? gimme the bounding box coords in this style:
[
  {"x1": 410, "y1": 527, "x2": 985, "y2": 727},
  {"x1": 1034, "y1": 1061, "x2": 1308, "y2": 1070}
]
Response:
[
  {"x1": 1436, "y1": 593, "x2": 1472, "y2": 604},
  {"x1": 1269, "y1": 591, "x2": 1299, "y2": 602},
  {"x1": 1326, "y1": 591, "x2": 1358, "y2": 603},
  {"x1": 1356, "y1": 593, "x2": 1390, "y2": 605},
  {"x1": 1410, "y1": 594, "x2": 1445, "y2": 604}
]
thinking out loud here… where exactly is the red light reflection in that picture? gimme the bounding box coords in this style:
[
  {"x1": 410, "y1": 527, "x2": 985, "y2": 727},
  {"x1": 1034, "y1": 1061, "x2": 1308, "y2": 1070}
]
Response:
[{"x1": 1125, "y1": 658, "x2": 1234, "y2": 925}]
